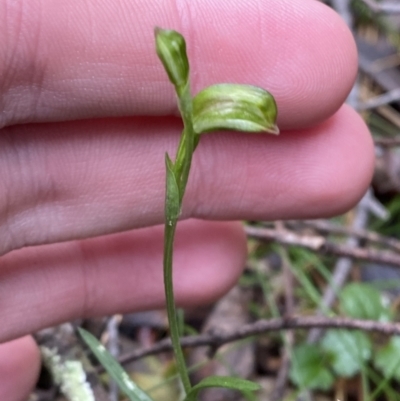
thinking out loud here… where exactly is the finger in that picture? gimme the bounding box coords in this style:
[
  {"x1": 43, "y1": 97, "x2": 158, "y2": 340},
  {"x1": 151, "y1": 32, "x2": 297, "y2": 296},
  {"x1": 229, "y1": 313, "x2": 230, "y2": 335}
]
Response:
[
  {"x1": 0, "y1": 219, "x2": 246, "y2": 342},
  {"x1": 0, "y1": 336, "x2": 40, "y2": 401},
  {"x1": 0, "y1": 105, "x2": 373, "y2": 254},
  {"x1": 1, "y1": 0, "x2": 356, "y2": 129}
]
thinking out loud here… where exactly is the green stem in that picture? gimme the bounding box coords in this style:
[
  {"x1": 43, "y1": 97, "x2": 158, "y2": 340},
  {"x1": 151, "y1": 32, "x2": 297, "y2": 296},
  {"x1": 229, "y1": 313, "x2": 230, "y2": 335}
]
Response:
[
  {"x1": 162, "y1": 81, "x2": 196, "y2": 395},
  {"x1": 163, "y1": 219, "x2": 192, "y2": 393},
  {"x1": 176, "y1": 82, "x2": 195, "y2": 201},
  {"x1": 158, "y1": 26, "x2": 277, "y2": 401}
]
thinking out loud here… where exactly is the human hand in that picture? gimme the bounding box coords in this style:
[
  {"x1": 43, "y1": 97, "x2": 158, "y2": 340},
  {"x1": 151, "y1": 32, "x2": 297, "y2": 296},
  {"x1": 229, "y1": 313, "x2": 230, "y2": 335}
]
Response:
[{"x1": 0, "y1": 0, "x2": 374, "y2": 399}]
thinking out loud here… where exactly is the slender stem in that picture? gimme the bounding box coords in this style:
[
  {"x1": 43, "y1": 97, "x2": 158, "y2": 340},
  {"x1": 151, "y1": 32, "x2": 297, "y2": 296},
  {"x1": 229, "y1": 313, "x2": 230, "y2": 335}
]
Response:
[
  {"x1": 174, "y1": 130, "x2": 187, "y2": 178},
  {"x1": 163, "y1": 219, "x2": 192, "y2": 393},
  {"x1": 162, "y1": 81, "x2": 195, "y2": 395},
  {"x1": 157, "y1": 26, "x2": 278, "y2": 400},
  {"x1": 176, "y1": 82, "x2": 195, "y2": 201}
]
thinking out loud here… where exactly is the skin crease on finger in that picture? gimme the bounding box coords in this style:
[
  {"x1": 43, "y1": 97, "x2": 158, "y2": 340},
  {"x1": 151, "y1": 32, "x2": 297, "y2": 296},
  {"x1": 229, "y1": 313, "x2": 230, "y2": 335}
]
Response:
[
  {"x1": 0, "y1": 220, "x2": 248, "y2": 342},
  {"x1": 0, "y1": 108, "x2": 374, "y2": 397},
  {"x1": 0, "y1": 107, "x2": 375, "y2": 400},
  {"x1": 0, "y1": 219, "x2": 247, "y2": 401},
  {"x1": 0, "y1": 104, "x2": 374, "y2": 254},
  {"x1": 0, "y1": 0, "x2": 357, "y2": 129}
]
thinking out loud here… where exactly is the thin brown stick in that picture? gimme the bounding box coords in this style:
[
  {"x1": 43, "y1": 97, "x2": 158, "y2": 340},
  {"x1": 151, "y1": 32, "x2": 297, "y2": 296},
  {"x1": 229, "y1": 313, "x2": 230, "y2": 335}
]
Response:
[
  {"x1": 244, "y1": 225, "x2": 400, "y2": 268},
  {"x1": 360, "y1": 0, "x2": 400, "y2": 13},
  {"x1": 358, "y1": 89, "x2": 400, "y2": 110},
  {"x1": 374, "y1": 137, "x2": 400, "y2": 148},
  {"x1": 116, "y1": 316, "x2": 400, "y2": 365},
  {"x1": 286, "y1": 219, "x2": 400, "y2": 252}
]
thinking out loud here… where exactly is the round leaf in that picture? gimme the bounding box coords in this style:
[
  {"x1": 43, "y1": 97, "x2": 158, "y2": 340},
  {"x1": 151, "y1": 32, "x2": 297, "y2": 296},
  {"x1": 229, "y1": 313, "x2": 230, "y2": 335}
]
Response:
[
  {"x1": 375, "y1": 336, "x2": 400, "y2": 380},
  {"x1": 340, "y1": 283, "x2": 386, "y2": 320},
  {"x1": 321, "y1": 330, "x2": 372, "y2": 377},
  {"x1": 289, "y1": 344, "x2": 334, "y2": 391}
]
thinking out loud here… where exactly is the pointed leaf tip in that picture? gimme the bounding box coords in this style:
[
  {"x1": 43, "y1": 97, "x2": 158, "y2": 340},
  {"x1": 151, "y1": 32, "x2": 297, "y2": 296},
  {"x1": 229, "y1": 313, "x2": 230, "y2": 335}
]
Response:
[{"x1": 184, "y1": 376, "x2": 261, "y2": 401}]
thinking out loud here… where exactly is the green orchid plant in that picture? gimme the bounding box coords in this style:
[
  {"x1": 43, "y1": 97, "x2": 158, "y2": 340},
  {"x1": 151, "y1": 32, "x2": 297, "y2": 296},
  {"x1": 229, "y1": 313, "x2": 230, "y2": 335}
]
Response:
[
  {"x1": 156, "y1": 27, "x2": 278, "y2": 396},
  {"x1": 80, "y1": 27, "x2": 278, "y2": 401}
]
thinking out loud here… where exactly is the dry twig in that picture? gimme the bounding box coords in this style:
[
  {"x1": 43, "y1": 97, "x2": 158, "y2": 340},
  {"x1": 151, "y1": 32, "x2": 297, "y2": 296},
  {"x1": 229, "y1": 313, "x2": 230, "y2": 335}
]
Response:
[
  {"x1": 360, "y1": 0, "x2": 400, "y2": 13},
  {"x1": 115, "y1": 316, "x2": 400, "y2": 365},
  {"x1": 374, "y1": 137, "x2": 400, "y2": 147},
  {"x1": 286, "y1": 219, "x2": 400, "y2": 252},
  {"x1": 244, "y1": 225, "x2": 400, "y2": 268},
  {"x1": 358, "y1": 88, "x2": 400, "y2": 111}
]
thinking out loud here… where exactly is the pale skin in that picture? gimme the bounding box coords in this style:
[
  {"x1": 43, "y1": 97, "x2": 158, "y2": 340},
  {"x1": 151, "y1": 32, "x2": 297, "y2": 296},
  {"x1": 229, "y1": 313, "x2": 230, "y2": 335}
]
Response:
[{"x1": 0, "y1": 0, "x2": 375, "y2": 399}]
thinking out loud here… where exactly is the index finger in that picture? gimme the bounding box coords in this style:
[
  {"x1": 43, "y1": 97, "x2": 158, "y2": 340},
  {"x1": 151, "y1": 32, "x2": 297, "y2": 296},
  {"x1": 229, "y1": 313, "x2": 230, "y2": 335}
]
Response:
[{"x1": 1, "y1": 0, "x2": 357, "y2": 129}]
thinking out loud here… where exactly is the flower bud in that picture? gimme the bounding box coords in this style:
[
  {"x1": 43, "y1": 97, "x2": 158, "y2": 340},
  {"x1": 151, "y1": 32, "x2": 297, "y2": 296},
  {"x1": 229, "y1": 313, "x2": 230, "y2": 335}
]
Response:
[
  {"x1": 193, "y1": 84, "x2": 279, "y2": 135},
  {"x1": 155, "y1": 27, "x2": 189, "y2": 88}
]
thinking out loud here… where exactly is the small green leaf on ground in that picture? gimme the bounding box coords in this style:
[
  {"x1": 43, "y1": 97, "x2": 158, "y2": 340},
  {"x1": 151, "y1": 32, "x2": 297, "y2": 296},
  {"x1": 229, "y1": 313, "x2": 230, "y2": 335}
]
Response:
[
  {"x1": 321, "y1": 329, "x2": 372, "y2": 377},
  {"x1": 289, "y1": 344, "x2": 334, "y2": 391},
  {"x1": 375, "y1": 336, "x2": 400, "y2": 380},
  {"x1": 340, "y1": 283, "x2": 386, "y2": 321}
]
